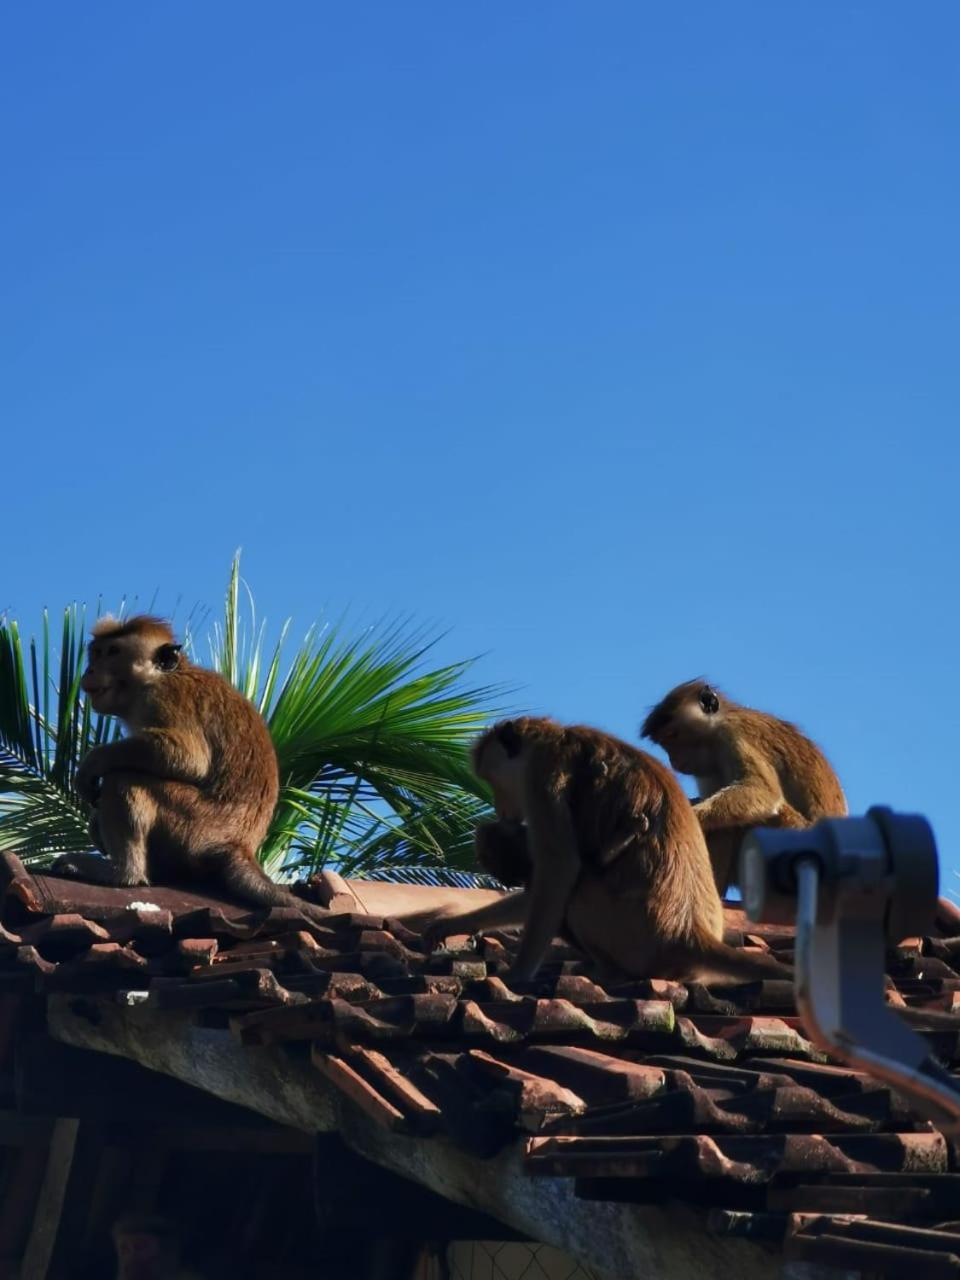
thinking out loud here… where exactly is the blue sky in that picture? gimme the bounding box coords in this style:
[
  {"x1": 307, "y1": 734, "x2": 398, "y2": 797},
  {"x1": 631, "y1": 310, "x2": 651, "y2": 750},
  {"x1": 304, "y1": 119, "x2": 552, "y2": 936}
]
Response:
[{"x1": 2, "y1": 4, "x2": 959, "y2": 886}]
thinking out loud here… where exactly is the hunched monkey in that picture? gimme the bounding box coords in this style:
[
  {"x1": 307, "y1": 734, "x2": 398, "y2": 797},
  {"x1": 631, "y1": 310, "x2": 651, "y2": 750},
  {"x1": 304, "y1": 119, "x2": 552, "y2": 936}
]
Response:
[
  {"x1": 398, "y1": 716, "x2": 792, "y2": 984},
  {"x1": 641, "y1": 679, "x2": 847, "y2": 895},
  {"x1": 57, "y1": 615, "x2": 327, "y2": 921}
]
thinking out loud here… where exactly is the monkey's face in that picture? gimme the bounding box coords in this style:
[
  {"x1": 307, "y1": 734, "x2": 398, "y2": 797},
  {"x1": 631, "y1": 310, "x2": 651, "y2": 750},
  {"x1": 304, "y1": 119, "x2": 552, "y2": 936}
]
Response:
[
  {"x1": 641, "y1": 681, "x2": 724, "y2": 776},
  {"x1": 81, "y1": 634, "x2": 181, "y2": 718},
  {"x1": 474, "y1": 737, "x2": 526, "y2": 823}
]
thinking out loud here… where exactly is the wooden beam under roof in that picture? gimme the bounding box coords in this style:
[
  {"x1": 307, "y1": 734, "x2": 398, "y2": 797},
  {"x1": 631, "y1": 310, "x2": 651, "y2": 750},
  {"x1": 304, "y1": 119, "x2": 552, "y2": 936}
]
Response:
[{"x1": 47, "y1": 993, "x2": 779, "y2": 1280}]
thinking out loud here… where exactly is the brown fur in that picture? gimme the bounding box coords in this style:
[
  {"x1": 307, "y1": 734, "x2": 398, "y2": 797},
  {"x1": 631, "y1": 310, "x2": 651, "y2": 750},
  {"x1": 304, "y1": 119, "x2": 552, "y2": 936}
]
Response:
[
  {"x1": 642, "y1": 679, "x2": 847, "y2": 894},
  {"x1": 398, "y1": 716, "x2": 791, "y2": 985},
  {"x1": 56, "y1": 616, "x2": 327, "y2": 922}
]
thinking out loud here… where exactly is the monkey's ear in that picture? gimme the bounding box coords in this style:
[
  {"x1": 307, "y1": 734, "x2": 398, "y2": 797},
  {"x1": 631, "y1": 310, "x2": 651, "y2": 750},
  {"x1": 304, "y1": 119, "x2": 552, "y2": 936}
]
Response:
[
  {"x1": 698, "y1": 686, "x2": 720, "y2": 715},
  {"x1": 154, "y1": 644, "x2": 183, "y2": 672},
  {"x1": 497, "y1": 721, "x2": 523, "y2": 758}
]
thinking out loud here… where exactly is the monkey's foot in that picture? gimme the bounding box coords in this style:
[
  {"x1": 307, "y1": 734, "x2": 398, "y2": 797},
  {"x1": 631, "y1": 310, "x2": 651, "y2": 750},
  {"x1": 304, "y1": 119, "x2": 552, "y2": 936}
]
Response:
[{"x1": 50, "y1": 852, "x2": 116, "y2": 884}]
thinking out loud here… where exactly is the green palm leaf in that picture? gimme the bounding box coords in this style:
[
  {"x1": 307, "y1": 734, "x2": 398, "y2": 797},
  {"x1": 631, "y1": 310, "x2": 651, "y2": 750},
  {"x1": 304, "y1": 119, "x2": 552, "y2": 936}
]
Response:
[
  {"x1": 0, "y1": 556, "x2": 505, "y2": 884},
  {"x1": 0, "y1": 607, "x2": 121, "y2": 856},
  {"x1": 209, "y1": 556, "x2": 501, "y2": 876}
]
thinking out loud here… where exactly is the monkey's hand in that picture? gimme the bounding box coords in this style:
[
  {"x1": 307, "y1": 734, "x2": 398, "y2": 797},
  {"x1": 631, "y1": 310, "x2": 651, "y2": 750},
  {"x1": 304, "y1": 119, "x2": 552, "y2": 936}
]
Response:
[
  {"x1": 75, "y1": 747, "x2": 111, "y2": 805},
  {"x1": 394, "y1": 910, "x2": 462, "y2": 954},
  {"x1": 417, "y1": 915, "x2": 460, "y2": 953},
  {"x1": 421, "y1": 919, "x2": 456, "y2": 952},
  {"x1": 767, "y1": 804, "x2": 808, "y2": 830},
  {"x1": 693, "y1": 755, "x2": 785, "y2": 832}
]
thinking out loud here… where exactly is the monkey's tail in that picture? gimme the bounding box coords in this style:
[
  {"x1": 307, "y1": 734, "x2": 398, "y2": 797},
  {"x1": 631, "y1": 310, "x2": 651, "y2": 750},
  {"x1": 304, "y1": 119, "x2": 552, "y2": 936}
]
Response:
[{"x1": 217, "y1": 853, "x2": 331, "y2": 925}]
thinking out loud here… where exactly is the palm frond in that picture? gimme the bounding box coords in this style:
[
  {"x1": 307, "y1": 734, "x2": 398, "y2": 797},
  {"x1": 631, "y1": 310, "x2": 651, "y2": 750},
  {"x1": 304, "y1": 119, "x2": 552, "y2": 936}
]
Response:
[
  {"x1": 209, "y1": 553, "x2": 503, "y2": 875},
  {"x1": 0, "y1": 606, "x2": 121, "y2": 861},
  {"x1": 0, "y1": 554, "x2": 506, "y2": 881},
  {"x1": 0, "y1": 777, "x2": 91, "y2": 856},
  {"x1": 359, "y1": 866, "x2": 503, "y2": 889}
]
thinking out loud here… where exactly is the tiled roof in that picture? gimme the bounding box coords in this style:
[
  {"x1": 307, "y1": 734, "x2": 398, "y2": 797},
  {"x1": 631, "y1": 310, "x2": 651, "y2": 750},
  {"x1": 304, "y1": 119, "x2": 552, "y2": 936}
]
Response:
[{"x1": 4, "y1": 850, "x2": 960, "y2": 1275}]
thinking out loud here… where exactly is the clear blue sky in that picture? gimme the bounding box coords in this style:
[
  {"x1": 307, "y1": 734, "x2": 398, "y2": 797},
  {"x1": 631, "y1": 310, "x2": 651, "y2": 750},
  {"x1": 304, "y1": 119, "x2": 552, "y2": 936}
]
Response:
[{"x1": 3, "y1": 5, "x2": 958, "y2": 884}]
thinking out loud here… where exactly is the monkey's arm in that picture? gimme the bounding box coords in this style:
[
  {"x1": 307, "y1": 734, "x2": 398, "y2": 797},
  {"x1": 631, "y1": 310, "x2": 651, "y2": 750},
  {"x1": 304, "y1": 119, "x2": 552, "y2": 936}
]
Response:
[
  {"x1": 693, "y1": 754, "x2": 786, "y2": 832},
  {"x1": 76, "y1": 731, "x2": 212, "y2": 802},
  {"x1": 400, "y1": 892, "x2": 529, "y2": 945},
  {"x1": 510, "y1": 754, "x2": 582, "y2": 981}
]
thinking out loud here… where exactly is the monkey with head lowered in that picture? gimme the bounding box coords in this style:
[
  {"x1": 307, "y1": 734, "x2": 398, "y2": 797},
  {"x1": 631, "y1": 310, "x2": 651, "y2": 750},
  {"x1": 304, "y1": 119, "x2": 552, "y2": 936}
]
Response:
[
  {"x1": 55, "y1": 616, "x2": 327, "y2": 921},
  {"x1": 397, "y1": 716, "x2": 792, "y2": 984},
  {"x1": 641, "y1": 680, "x2": 847, "y2": 896}
]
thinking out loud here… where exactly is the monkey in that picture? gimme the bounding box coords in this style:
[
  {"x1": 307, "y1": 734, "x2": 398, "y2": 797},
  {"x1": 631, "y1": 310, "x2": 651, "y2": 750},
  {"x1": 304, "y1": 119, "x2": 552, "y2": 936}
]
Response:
[
  {"x1": 641, "y1": 679, "x2": 847, "y2": 896},
  {"x1": 53, "y1": 615, "x2": 329, "y2": 923},
  {"x1": 396, "y1": 716, "x2": 793, "y2": 985}
]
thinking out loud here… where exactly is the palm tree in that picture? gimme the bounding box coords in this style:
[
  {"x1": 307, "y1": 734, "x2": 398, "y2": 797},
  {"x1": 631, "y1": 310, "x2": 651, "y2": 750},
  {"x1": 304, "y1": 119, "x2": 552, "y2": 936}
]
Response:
[{"x1": 0, "y1": 557, "x2": 503, "y2": 885}]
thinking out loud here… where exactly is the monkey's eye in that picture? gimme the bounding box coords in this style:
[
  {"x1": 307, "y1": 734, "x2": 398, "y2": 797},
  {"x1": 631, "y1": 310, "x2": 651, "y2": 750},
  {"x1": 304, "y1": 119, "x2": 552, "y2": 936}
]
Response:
[
  {"x1": 698, "y1": 687, "x2": 720, "y2": 715},
  {"x1": 154, "y1": 643, "x2": 183, "y2": 672}
]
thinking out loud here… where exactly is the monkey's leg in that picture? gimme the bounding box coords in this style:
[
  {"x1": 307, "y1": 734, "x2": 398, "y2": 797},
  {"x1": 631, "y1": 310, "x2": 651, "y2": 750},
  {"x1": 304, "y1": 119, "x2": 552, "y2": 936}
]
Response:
[
  {"x1": 563, "y1": 874, "x2": 656, "y2": 982},
  {"x1": 707, "y1": 809, "x2": 809, "y2": 896},
  {"x1": 96, "y1": 777, "x2": 156, "y2": 887},
  {"x1": 706, "y1": 828, "x2": 746, "y2": 897}
]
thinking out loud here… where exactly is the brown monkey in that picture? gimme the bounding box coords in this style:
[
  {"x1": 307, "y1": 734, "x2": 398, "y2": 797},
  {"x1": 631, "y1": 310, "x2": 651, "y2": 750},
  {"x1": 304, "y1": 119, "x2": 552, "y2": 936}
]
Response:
[
  {"x1": 398, "y1": 717, "x2": 791, "y2": 984},
  {"x1": 55, "y1": 616, "x2": 327, "y2": 921},
  {"x1": 641, "y1": 680, "x2": 847, "y2": 895}
]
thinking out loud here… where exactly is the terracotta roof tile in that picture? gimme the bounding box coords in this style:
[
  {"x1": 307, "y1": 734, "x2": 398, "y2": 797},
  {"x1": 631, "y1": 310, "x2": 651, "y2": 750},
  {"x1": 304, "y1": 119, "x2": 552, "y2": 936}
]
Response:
[
  {"x1": 3, "y1": 854, "x2": 960, "y2": 1271},
  {"x1": 525, "y1": 1131, "x2": 949, "y2": 1180}
]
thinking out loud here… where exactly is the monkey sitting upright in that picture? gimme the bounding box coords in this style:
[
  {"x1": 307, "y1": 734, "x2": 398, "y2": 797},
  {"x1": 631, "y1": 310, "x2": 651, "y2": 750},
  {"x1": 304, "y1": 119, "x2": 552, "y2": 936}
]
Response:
[
  {"x1": 55, "y1": 615, "x2": 328, "y2": 922},
  {"x1": 641, "y1": 680, "x2": 847, "y2": 896},
  {"x1": 397, "y1": 716, "x2": 791, "y2": 984}
]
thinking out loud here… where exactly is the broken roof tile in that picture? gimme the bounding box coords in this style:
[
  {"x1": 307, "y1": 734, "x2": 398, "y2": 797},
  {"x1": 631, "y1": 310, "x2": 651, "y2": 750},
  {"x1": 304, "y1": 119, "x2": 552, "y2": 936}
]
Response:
[{"x1": 311, "y1": 1050, "x2": 408, "y2": 1131}]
